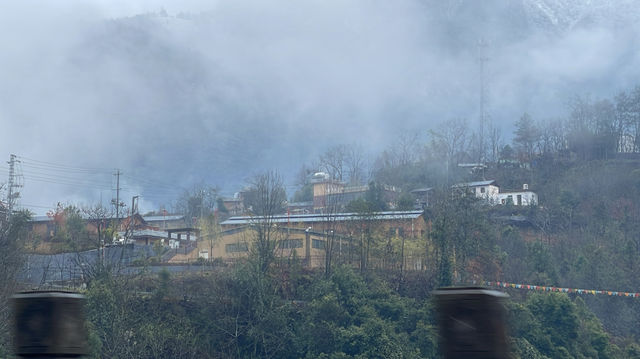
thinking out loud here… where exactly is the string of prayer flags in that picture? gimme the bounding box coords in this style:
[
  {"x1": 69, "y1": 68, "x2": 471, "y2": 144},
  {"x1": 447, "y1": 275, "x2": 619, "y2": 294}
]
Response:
[{"x1": 471, "y1": 280, "x2": 640, "y2": 298}]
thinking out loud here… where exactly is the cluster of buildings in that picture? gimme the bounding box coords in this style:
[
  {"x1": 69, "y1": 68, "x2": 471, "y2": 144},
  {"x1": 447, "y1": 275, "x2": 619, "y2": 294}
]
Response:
[
  {"x1": 26, "y1": 209, "x2": 427, "y2": 268},
  {"x1": 25, "y1": 177, "x2": 537, "y2": 269},
  {"x1": 27, "y1": 213, "x2": 199, "y2": 247},
  {"x1": 221, "y1": 172, "x2": 403, "y2": 216}
]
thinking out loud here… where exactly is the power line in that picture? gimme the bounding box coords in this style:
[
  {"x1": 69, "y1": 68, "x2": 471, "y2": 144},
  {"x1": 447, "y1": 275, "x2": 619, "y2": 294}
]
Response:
[
  {"x1": 19, "y1": 176, "x2": 114, "y2": 190},
  {"x1": 20, "y1": 203, "x2": 57, "y2": 210},
  {"x1": 20, "y1": 163, "x2": 109, "y2": 176},
  {"x1": 20, "y1": 172, "x2": 112, "y2": 187},
  {"x1": 12, "y1": 167, "x2": 112, "y2": 188},
  {"x1": 4, "y1": 155, "x2": 200, "y2": 211},
  {"x1": 16, "y1": 156, "x2": 113, "y2": 173}
]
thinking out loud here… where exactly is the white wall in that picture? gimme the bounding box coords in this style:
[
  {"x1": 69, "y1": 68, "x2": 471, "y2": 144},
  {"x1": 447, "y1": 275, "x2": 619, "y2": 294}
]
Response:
[
  {"x1": 469, "y1": 184, "x2": 538, "y2": 206},
  {"x1": 473, "y1": 185, "x2": 500, "y2": 202},
  {"x1": 496, "y1": 191, "x2": 537, "y2": 206}
]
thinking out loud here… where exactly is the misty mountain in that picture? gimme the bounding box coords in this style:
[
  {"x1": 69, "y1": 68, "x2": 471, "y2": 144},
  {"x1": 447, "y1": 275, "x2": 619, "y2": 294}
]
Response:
[{"x1": 2, "y1": 0, "x2": 639, "y2": 210}]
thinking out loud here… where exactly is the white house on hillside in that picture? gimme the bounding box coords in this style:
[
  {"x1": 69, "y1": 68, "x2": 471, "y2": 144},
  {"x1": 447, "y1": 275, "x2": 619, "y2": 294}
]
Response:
[
  {"x1": 452, "y1": 180, "x2": 537, "y2": 206},
  {"x1": 452, "y1": 180, "x2": 500, "y2": 202},
  {"x1": 496, "y1": 184, "x2": 538, "y2": 206}
]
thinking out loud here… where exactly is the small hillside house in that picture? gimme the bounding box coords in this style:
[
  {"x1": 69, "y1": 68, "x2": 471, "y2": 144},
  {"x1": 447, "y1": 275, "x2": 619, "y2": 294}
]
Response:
[{"x1": 452, "y1": 180, "x2": 537, "y2": 206}]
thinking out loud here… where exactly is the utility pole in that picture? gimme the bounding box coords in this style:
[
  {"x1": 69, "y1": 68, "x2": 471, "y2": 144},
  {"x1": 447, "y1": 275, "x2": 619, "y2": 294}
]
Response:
[
  {"x1": 6, "y1": 154, "x2": 22, "y2": 221},
  {"x1": 113, "y1": 170, "x2": 121, "y2": 227}
]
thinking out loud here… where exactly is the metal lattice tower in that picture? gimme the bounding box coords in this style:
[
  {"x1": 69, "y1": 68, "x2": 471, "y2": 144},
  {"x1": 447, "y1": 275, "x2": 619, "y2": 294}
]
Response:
[
  {"x1": 478, "y1": 38, "x2": 489, "y2": 163},
  {"x1": 6, "y1": 154, "x2": 23, "y2": 220}
]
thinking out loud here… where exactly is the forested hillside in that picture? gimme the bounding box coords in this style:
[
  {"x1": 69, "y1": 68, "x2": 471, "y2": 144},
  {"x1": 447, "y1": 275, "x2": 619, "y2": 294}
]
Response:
[
  {"x1": 83, "y1": 85, "x2": 640, "y2": 358},
  {"x1": 5, "y1": 86, "x2": 640, "y2": 358},
  {"x1": 4, "y1": 0, "x2": 640, "y2": 357}
]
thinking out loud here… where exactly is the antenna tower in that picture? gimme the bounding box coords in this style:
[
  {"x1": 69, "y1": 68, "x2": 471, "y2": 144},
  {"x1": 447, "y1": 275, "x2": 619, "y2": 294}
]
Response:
[
  {"x1": 6, "y1": 154, "x2": 23, "y2": 221},
  {"x1": 478, "y1": 38, "x2": 489, "y2": 163}
]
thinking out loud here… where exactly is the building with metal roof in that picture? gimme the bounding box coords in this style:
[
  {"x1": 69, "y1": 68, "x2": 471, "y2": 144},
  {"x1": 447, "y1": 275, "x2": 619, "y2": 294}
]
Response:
[
  {"x1": 221, "y1": 210, "x2": 426, "y2": 241},
  {"x1": 451, "y1": 180, "x2": 538, "y2": 206},
  {"x1": 221, "y1": 210, "x2": 423, "y2": 226},
  {"x1": 451, "y1": 180, "x2": 497, "y2": 188}
]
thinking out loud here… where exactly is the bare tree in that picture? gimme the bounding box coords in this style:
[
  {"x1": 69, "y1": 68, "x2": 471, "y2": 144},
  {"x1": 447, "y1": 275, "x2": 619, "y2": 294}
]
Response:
[
  {"x1": 173, "y1": 184, "x2": 218, "y2": 226},
  {"x1": 199, "y1": 213, "x2": 222, "y2": 263},
  {"x1": 614, "y1": 90, "x2": 634, "y2": 152},
  {"x1": 566, "y1": 96, "x2": 618, "y2": 160},
  {"x1": 294, "y1": 164, "x2": 315, "y2": 187},
  {"x1": 77, "y1": 203, "x2": 114, "y2": 274},
  {"x1": 540, "y1": 117, "x2": 568, "y2": 155},
  {"x1": 318, "y1": 143, "x2": 370, "y2": 185},
  {"x1": 392, "y1": 132, "x2": 420, "y2": 166},
  {"x1": 345, "y1": 143, "x2": 367, "y2": 185},
  {"x1": 83, "y1": 203, "x2": 113, "y2": 247},
  {"x1": 319, "y1": 145, "x2": 348, "y2": 181},
  {"x1": 244, "y1": 171, "x2": 287, "y2": 273},
  {"x1": 323, "y1": 191, "x2": 344, "y2": 277},
  {"x1": 374, "y1": 132, "x2": 420, "y2": 171},
  {"x1": 428, "y1": 118, "x2": 469, "y2": 181},
  {"x1": 488, "y1": 124, "x2": 502, "y2": 163},
  {"x1": 612, "y1": 87, "x2": 640, "y2": 153}
]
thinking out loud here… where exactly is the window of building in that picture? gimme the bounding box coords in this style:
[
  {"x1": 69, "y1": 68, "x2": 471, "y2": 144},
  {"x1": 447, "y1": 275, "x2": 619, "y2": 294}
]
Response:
[
  {"x1": 226, "y1": 242, "x2": 248, "y2": 253},
  {"x1": 480, "y1": 187, "x2": 485, "y2": 193},
  {"x1": 312, "y1": 239, "x2": 325, "y2": 249},
  {"x1": 279, "y1": 239, "x2": 303, "y2": 249}
]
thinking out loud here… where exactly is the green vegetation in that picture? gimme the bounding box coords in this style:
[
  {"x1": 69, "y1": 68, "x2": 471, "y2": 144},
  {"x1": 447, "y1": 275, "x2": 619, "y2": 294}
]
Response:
[
  {"x1": 0, "y1": 210, "x2": 31, "y2": 357},
  {"x1": 8, "y1": 86, "x2": 640, "y2": 357},
  {"x1": 82, "y1": 265, "x2": 438, "y2": 358},
  {"x1": 78, "y1": 263, "x2": 637, "y2": 358}
]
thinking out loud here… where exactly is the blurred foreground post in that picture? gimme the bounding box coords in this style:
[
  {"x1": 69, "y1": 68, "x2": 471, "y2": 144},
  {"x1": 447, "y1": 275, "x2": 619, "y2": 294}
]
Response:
[
  {"x1": 12, "y1": 291, "x2": 87, "y2": 358},
  {"x1": 434, "y1": 287, "x2": 509, "y2": 359}
]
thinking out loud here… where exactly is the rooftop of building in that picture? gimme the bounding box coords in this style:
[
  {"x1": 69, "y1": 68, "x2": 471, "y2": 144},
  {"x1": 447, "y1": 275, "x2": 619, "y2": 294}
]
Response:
[
  {"x1": 29, "y1": 214, "x2": 184, "y2": 223},
  {"x1": 452, "y1": 180, "x2": 496, "y2": 188},
  {"x1": 221, "y1": 210, "x2": 424, "y2": 226},
  {"x1": 142, "y1": 215, "x2": 185, "y2": 222}
]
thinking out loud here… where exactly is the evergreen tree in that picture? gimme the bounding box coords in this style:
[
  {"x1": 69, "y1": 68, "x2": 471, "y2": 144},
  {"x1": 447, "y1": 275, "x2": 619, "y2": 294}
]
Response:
[{"x1": 513, "y1": 113, "x2": 540, "y2": 163}]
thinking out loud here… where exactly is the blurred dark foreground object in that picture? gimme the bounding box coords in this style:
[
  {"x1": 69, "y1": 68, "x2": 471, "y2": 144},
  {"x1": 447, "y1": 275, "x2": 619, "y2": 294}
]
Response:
[
  {"x1": 434, "y1": 287, "x2": 509, "y2": 359},
  {"x1": 12, "y1": 291, "x2": 88, "y2": 358}
]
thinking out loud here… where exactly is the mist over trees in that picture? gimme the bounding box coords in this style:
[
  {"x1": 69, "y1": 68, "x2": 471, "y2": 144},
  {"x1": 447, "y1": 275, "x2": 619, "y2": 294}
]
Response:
[
  {"x1": 173, "y1": 185, "x2": 218, "y2": 225},
  {"x1": 3, "y1": 0, "x2": 640, "y2": 356},
  {"x1": 4, "y1": 83, "x2": 640, "y2": 357},
  {"x1": 4, "y1": 0, "x2": 640, "y2": 209}
]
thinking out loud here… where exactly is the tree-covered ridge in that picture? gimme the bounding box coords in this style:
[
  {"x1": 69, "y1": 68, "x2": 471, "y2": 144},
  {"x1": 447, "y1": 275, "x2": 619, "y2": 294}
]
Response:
[
  {"x1": 10, "y1": 85, "x2": 640, "y2": 357},
  {"x1": 77, "y1": 263, "x2": 638, "y2": 358}
]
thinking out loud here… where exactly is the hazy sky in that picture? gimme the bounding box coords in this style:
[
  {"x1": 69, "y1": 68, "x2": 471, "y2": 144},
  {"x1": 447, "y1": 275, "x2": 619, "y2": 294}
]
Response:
[{"x1": 1, "y1": 0, "x2": 639, "y2": 214}]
